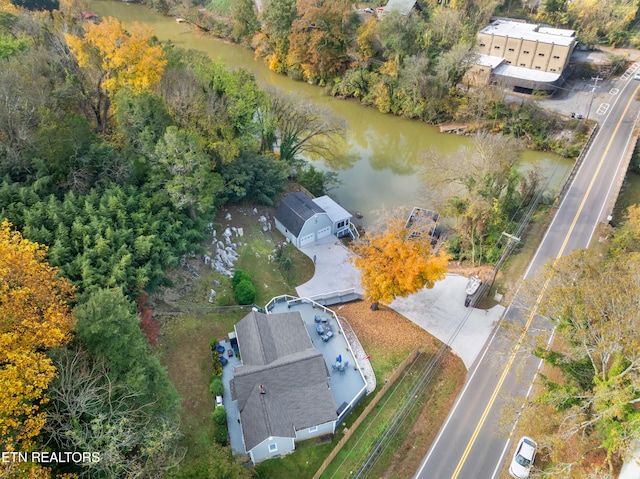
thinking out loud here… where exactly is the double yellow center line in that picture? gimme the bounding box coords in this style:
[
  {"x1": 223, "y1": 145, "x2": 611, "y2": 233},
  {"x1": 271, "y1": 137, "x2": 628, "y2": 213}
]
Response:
[{"x1": 450, "y1": 84, "x2": 640, "y2": 479}]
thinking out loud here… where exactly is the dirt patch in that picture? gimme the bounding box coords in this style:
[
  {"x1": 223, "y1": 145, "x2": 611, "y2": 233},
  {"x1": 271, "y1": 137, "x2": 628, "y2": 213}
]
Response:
[
  {"x1": 335, "y1": 301, "x2": 441, "y2": 360},
  {"x1": 447, "y1": 261, "x2": 496, "y2": 283}
]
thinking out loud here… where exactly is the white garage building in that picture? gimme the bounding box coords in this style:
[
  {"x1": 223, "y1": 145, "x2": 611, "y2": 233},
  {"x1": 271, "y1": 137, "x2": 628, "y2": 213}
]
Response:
[{"x1": 275, "y1": 193, "x2": 355, "y2": 248}]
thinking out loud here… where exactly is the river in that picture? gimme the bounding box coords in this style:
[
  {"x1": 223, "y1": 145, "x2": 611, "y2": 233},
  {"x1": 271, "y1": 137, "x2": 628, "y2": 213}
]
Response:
[{"x1": 89, "y1": 0, "x2": 572, "y2": 227}]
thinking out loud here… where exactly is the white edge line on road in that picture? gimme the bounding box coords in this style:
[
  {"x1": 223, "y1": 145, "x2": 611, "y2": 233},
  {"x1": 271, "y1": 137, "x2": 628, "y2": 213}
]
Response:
[
  {"x1": 412, "y1": 304, "x2": 511, "y2": 478},
  {"x1": 591, "y1": 108, "x2": 640, "y2": 238},
  {"x1": 523, "y1": 72, "x2": 636, "y2": 280},
  {"x1": 415, "y1": 67, "x2": 640, "y2": 479},
  {"x1": 490, "y1": 328, "x2": 556, "y2": 479}
]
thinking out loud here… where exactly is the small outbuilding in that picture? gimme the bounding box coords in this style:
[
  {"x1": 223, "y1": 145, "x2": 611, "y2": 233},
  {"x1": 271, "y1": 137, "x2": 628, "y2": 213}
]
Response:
[{"x1": 275, "y1": 193, "x2": 355, "y2": 248}]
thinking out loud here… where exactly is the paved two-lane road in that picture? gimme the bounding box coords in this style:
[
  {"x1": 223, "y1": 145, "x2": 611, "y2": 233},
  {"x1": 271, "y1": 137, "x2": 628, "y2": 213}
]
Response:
[{"x1": 415, "y1": 69, "x2": 640, "y2": 479}]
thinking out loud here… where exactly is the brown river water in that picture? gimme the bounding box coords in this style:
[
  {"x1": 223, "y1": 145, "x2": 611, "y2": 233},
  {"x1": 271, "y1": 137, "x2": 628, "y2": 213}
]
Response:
[{"x1": 90, "y1": 0, "x2": 572, "y2": 227}]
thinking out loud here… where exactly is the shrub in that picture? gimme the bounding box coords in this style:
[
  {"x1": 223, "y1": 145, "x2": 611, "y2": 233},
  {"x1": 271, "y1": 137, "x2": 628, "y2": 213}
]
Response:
[
  {"x1": 274, "y1": 243, "x2": 293, "y2": 272},
  {"x1": 213, "y1": 406, "x2": 227, "y2": 425},
  {"x1": 213, "y1": 424, "x2": 229, "y2": 445},
  {"x1": 232, "y1": 270, "x2": 251, "y2": 288},
  {"x1": 234, "y1": 279, "x2": 256, "y2": 305},
  {"x1": 210, "y1": 376, "x2": 224, "y2": 396}
]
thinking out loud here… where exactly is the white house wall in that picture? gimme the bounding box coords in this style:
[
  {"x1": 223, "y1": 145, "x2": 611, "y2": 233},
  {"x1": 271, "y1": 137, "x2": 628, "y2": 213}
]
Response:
[
  {"x1": 274, "y1": 218, "x2": 297, "y2": 245},
  {"x1": 250, "y1": 436, "x2": 295, "y2": 463},
  {"x1": 294, "y1": 420, "x2": 336, "y2": 442},
  {"x1": 297, "y1": 214, "x2": 333, "y2": 247}
]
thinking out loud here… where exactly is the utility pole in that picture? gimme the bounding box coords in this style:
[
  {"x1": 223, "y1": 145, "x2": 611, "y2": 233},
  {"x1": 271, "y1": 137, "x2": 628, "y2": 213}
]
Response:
[
  {"x1": 585, "y1": 75, "x2": 603, "y2": 121},
  {"x1": 488, "y1": 231, "x2": 521, "y2": 296}
]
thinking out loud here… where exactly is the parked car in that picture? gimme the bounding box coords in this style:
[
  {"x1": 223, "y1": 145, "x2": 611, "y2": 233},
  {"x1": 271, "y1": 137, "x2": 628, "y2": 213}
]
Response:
[
  {"x1": 364, "y1": 7, "x2": 374, "y2": 13},
  {"x1": 215, "y1": 395, "x2": 223, "y2": 408},
  {"x1": 509, "y1": 436, "x2": 537, "y2": 478},
  {"x1": 635, "y1": 71, "x2": 640, "y2": 80}
]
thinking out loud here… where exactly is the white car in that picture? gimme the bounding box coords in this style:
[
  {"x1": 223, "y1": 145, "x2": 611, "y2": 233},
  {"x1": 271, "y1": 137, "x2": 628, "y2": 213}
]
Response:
[
  {"x1": 509, "y1": 436, "x2": 537, "y2": 478},
  {"x1": 364, "y1": 7, "x2": 374, "y2": 13},
  {"x1": 634, "y1": 71, "x2": 640, "y2": 80},
  {"x1": 215, "y1": 395, "x2": 223, "y2": 408}
]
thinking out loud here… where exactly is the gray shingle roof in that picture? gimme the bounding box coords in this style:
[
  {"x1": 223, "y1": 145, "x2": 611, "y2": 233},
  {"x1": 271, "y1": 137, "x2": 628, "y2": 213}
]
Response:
[
  {"x1": 235, "y1": 311, "x2": 311, "y2": 365},
  {"x1": 275, "y1": 192, "x2": 325, "y2": 236},
  {"x1": 231, "y1": 311, "x2": 338, "y2": 451}
]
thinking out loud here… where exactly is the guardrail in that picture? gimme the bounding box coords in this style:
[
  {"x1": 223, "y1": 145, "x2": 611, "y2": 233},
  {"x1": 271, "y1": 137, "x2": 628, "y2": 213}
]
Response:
[{"x1": 557, "y1": 123, "x2": 599, "y2": 203}]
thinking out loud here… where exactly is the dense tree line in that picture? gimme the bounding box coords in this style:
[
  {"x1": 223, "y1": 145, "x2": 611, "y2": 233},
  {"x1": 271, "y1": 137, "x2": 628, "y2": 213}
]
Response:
[
  {"x1": 0, "y1": 4, "x2": 340, "y2": 477},
  {"x1": 534, "y1": 0, "x2": 639, "y2": 47},
  {"x1": 143, "y1": 0, "x2": 591, "y2": 155}
]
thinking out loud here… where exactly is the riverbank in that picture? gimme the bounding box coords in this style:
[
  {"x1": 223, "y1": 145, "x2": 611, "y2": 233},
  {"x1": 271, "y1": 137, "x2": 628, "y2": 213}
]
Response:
[{"x1": 89, "y1": 0, "x2": 573, "y2": 229}]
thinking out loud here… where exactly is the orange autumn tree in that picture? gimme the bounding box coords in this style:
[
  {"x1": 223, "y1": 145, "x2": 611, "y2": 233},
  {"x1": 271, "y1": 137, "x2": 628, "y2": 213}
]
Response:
[
  {"x1": 351, "y1": 214, "x2": 449, "y2": 310},
  {"x1": 65, "y1": 17, "x2": 167, "y2": 133},
  {"x1": 0, "y1": 221, "x2": 74, "y2": 451}
]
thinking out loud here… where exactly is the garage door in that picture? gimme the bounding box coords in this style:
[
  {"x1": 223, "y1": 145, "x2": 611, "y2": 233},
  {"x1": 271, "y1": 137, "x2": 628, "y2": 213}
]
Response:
[
  {"x1": 317, "y1": 226, "x2": 332, "y2": 239},
  {"x1": 299, "y1": 233, "x2": 315, "y2": 247}
]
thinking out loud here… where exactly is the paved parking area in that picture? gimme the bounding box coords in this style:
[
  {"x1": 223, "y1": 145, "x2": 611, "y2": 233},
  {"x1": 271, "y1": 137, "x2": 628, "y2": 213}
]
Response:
[{"x1": 296, "y1": 238, "x2": 504, "y2": 369}]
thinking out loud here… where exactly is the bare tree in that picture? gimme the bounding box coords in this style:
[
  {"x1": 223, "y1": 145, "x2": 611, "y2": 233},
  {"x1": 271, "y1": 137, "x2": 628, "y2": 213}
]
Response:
[
  {"x1": 260, "y1": 88, "x2": 347, "y2": 165},
  {"x1": 44, "y1": 346, "x2": 186, "y2": 479}
]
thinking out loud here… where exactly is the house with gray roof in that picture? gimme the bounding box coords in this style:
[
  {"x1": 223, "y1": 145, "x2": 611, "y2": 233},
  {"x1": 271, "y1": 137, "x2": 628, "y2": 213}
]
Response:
[
  {"x1": 230, "y1": 310, "x2": 338, "y2": 463},
  {"x1": 275, "y1": 192, "x2": 356, "y2": 248}
]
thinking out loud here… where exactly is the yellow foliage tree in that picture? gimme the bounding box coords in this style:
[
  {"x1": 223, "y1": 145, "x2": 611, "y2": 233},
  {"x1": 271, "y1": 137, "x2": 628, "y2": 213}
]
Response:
[
  {"x1": 0, "y1": 221, "x2": 74, "y2": 451},
  {"x1": 65, "y1": 17, "x2": 167, "y2": 132},
  {"x1": 351, "y1": 216, "x2": 449, "y2": 309},
  {"x1": 0, "y1": 0, "x2": 18, "y2": 13}
]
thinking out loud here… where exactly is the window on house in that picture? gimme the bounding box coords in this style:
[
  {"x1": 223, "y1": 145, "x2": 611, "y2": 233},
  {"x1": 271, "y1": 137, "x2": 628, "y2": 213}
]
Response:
[
  {"x1": 479, "y1": 43, "x2": 486, "y2": 47},
  {"x1": 308, "y1": 426, "x2": 318, "y2": 433},
  {"x1": 535, "y1": 66, "x2": 541, "y2": 69},
  {"x1": 505, "y1": 61, "x2": 511, "y2": 64},
  {"x1": 494, "y1": 45, "x2": 500, "y2": 49},
  {"x1": 269, "y1": 443, "x2": 277, "y2": 452},
  {"x1": 337, "y1": 220, "x2": 346, "y2": 228},
  {"x1": 550, "y1": 68, "x2": 557, "y2": 72},
  {"x1": 553, "y1": 55, "x2": 560, "y2": 59},
  {"x1": 520, "y1": 63, "x2": 526, "y2": 67},
  {"x1": 538, "y1": 53, "x2": 545, "y2": 57},
  {"x1": 523, "y1": 50, "x2": 529, "y2": 54},
  {"x1": 508, "y1": 48, "x2": 515, "y2": 52}
]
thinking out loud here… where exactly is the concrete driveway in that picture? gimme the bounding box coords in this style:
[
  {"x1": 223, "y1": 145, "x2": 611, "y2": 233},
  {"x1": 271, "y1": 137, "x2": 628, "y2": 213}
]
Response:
[
  {"x1": 389, "y1": 276, "x2": 504, "y2": 369},
  {"x1": 295, "y1": 237, "x2": 504, "y2": 369},
  {"x1": 296, "y1": 236, "x2": 364, "y2": 299}
]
